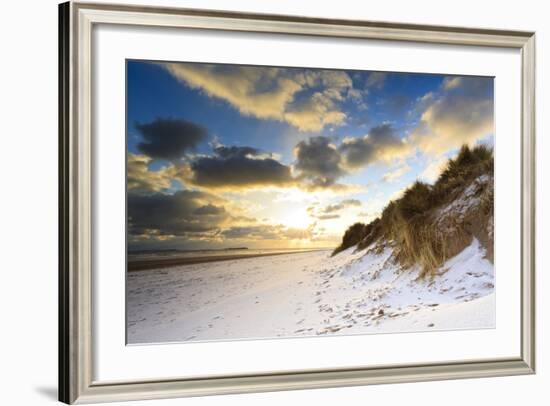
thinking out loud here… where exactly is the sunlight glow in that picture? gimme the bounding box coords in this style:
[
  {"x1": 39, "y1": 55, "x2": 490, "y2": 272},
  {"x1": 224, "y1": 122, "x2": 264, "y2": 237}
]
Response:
[{"x1": 278, "y1": 207, "x2": 311, "y2": 229}]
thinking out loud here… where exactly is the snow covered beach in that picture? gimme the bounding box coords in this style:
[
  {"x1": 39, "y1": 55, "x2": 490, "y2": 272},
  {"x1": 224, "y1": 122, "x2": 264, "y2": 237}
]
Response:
[{"x1": 127, "y1": 238, "x2": 494, "y2": 344}]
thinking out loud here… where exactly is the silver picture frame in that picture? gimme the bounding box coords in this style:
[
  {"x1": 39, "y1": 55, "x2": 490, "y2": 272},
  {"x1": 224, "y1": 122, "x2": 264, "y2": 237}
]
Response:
[{"x1": 59, "y1": 1, "x2": 536, "y2": 403}]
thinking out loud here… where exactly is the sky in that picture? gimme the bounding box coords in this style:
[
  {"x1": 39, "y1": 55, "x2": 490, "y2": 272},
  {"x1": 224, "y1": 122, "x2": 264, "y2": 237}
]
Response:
[{"x1": 126, "y1": 60, "x2": 494, "y2": 251}]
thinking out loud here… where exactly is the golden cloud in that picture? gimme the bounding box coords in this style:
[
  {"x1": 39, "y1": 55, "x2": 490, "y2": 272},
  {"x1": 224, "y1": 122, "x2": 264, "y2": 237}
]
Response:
[
  {"x1": 127, "y1": 154, "x2": 187, "y2": 192},
  {"x1": 442, "y1": 76, "x2": 462, "y2": 90},
  {"x1": 411, "y1": 77, "x2": 494, "y2": 156},
  {"x1": 284, "y1": 92, "x2": 347, "y2": 132},
  {"x1": 162, "y1": 63, "x2": 354, "y2": 132}
]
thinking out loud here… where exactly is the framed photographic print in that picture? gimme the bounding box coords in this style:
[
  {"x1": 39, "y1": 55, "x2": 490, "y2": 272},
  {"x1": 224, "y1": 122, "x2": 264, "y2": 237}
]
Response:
[{"x1": 59, "y1": 1, "x2": 536, "y2": 404}]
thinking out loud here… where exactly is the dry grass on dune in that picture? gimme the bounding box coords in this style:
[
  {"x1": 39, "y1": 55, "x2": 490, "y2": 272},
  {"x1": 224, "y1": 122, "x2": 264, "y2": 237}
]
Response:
[{"x1": 333, "y1": 144, "x2": 494, "y2": 278}]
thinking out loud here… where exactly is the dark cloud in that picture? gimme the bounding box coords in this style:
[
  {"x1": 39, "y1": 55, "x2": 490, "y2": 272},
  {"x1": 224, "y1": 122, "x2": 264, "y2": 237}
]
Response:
[
  {"x1": 294, "y1": 136, "x2": 346, "y2": 186},
  {"x1": 193, "y1": 204, "x2": 226, "y2": 216},
  {"x1": 128, "y1": 190, "x2": 227, "y2": 238},
  {"x1": 308, "y1": 199, "x2": 361, "y2": 220},
  {"x1": 323, "y1": 199, "x2": 362, "y2": 213},
  {"x1": 221, "y1": 225, "x2": 281, "y2": 240},
  {"x1": 130, "y1": 123, "x2": 413, "y2": 196},
  {"x1": 293, "y1": 129, "x2": 411, "y2": 188},
  {"x1": 213, "y1": 145, "x2": 263, "y2": 159},
  {"x1": 339, "y1": 124, "x2": 412, "y2": 169},
  {"x1": 221, "y1": 224, "x2": 312, "y2": 240},
  {"x1": 317, "y1": 214, "x2": 340, "y2": 220},
  {"x1": 189, "y1": 145, "x2": 294, "y2": 188},
  {"x1": 230, "y1": 215, "x2": 257, "y2": 223},
  {"x1": 135, "y1": 118, "x2": 207, "y2": 160}
]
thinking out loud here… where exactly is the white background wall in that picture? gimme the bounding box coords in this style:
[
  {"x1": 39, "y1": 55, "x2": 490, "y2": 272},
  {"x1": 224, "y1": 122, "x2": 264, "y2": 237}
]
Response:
[{"x1": 0, "y1": 0, "x2": 547, "y2": 405}]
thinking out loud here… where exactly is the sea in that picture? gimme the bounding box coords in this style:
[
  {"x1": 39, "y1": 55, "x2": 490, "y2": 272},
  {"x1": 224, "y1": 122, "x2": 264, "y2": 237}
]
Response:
[{"x1": 127, "y1": 247, "x2": 329, "y2": 262}]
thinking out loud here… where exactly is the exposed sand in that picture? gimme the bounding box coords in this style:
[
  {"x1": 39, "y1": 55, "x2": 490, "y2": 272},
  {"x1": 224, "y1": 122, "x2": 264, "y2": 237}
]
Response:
[{"x1": 127, "y1": 238, "x2": 494, "y2": 344}]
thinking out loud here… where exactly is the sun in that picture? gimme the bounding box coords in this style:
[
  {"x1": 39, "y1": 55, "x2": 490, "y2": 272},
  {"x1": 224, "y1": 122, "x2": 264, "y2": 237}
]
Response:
[{"x1": 278, "y1": 207, "x2": 311, "y2": 229}]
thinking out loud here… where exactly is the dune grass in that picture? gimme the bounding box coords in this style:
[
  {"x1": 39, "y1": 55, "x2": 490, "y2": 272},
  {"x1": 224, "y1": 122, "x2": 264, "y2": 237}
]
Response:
[{"x1": 333, "y1": 144, "x2": 494, "y2": 278}]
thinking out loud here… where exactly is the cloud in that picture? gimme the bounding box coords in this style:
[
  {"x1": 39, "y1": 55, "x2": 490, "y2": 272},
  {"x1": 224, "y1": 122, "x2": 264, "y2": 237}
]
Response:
[
  {"x1": 130, "y1": 125, "x2": 414, "y2": 195},
  {"x1": 283, "y1": 227, "x2": 314, "y2": 240},
  {"x1": 411, "y1": 76, "x2": 494, "y2": 155},
  {"x1": 306, "y1": 205, "x2": 317, "y2": 213},
  {"x1": 383, "y1": 163, "x2": 411, "y2": 183},
  {"x1": 213, "y1": 145, "x2": 264, "y2": 159},
  {"x1": 188, "y1": 145, "x2": 295, "y2": 189},
  {"x1": 293, "y1": 136, "x2": 346, "y2": 187},
  {"x1": 163, "y1": 64, "x2": 297, "y2": 120},
  {"x1": 339, "y1": 124, "x2": 413, "y2": 169},
  {"x1": 221, "y1": 225, "x2": 277, "y2": 240},
  {"x1": 386, "y1": 94, "x2": 413, "y2": 116},
  {"x1": 347, "y1": 88, "x2": 362, "y2": 100},
  {"x1": 293, "y1": 126, "x2": 414, "y2": 189},
  {"x1": 316, "y1": 70, "x2": 354, "y2": 91},
  {"x1": 129, "y1": 124, "x2": 417, "y2": 195},
  {"x1": 316, "y1": 214, "x2": 340, "y2": 220},
  {"x1": 442, "y1": 76, "x2": 462, "y2": 90},
  {"x1": 307, "y1": 198, "x2": 361, "y2": 220},
  {"x1": 135, "y1": 118, "x2": 207, "y2": 160},
  {"x1": 128, "y1": 190, "x2": 229, "y2": 239},
  {"x1": 284, "y1": 92, "x2": 347, "y2": 132},
  {"x1": 221, "y1": 224, "x2": 312, "y2": 240},
  {"x1": 322, "y1": 199, "x2": 362, "y2": 213},
  {"x1": 366, "y1": 72, "x2": 387, "y2": 89},
  {"x1": 161, "y1": 63, "x2": 355, "y2": 132},
  {"x1": 184, "y1": 140, "x2": 370, "y2": 192},
  {"x1": 347, "y1": 88, "x2": 368, "y2": 110},
  {"x1": 193, "y1": 204, "x2": 226, "y2": 216},
  {"x1": 127, "y1": 153, "x2": 188, "y2": 193}
]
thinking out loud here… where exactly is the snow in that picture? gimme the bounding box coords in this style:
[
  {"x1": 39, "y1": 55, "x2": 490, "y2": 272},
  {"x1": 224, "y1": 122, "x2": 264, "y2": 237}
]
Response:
[
  {"x1": 436, "y1": 174, "x2": 492, "y2": 223},
  {"x1": 127, "y1": 239, "x2": 495, "y2": 344}
]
